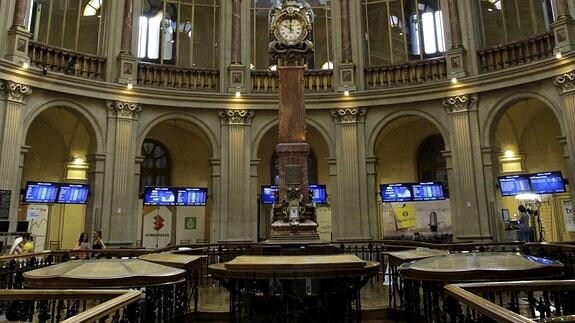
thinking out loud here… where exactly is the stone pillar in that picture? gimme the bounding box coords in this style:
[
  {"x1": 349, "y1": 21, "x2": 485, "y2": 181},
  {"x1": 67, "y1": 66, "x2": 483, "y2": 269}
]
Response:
[
  {"x1": 118, "y1": 0, "x2": 137, "y2": 85},
  {"x1": 0, "y1": 80, "x2": 31, "y2": 230},
  {"x1": 105, "y1": 101, "x2": 141, "y2": 246},
  {"x1": 554, "y1": 71, "x2": 575, "y2": 207},
  {"x1": 446, "y1": 0, "x2": 466, "y2": 79},
  {"x1": 86, "y1": 153, "x2": 106, "y2": 237},
  {"x1": 551, "y1": 0, "x2": 575, "y2": 53},
  {"x1": 228, "y1": 0, "x2": 246, "y2": 93},
  {"x1": 443, "y1": 94, "x2": 490, "y2": 240},
  {"x1": 365, "y1": 155, "x2": 379, "y2": 238},
  {"x1": 337, "y1": 0, "x2": 356, "y2": 92},
  {"x1": 209, "y1": 158, "x2": 221, "y2": 243},
  {"x1": 5, "y1": 0, "x2": 31, "y2": 63},
  {"x1": 217, "y1": 109, "x2": 254, "y2": 242},
  {"x1": 330, "y1": 108, "x2": 372, "y2": 240}
]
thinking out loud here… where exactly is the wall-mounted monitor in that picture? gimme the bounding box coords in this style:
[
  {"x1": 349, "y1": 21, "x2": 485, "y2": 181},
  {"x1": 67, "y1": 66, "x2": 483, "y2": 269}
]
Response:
[
  {"x1": 176, "y1": 187, "x2": 208, "y2": 206},
  {"x1": 23, "y1": 181, "x2": 59, "y2": 204},
  {"x1": 412, "y1": 182, "x2": 445, "y2": 201},
  {"x1": 143, "y1": 187, "x2": 176, "y2": 206},
  {"x1": 380, "y1": 183, "x2": 413, "y2": 203},
  {"x1": 528, "y1": 171, "x2": 566, "y2": 194},
  {"x1": 260, "y1": 185, "x2": 278, "y2": 204},
  {"x1": 57, "y1": 183, "x2": 90, "y2": 204},
  {"x1": 309, "y1": 184, "x2": 328, "y2": 204},
  {"x1": 497, "y1": 174, "x2": 532, "y2": 196}
]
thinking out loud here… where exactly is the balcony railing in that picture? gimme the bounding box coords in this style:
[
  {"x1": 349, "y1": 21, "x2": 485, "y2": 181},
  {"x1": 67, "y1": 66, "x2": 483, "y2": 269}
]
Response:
[
  {"x1": 364, "y1": 58, "x2": 447, "y2": 89},
  {"x1": 137, "y1": 62, "x2": 219, "y2": 91},
  {"x1": 251, "y1": 69, "x2": 333, "y2": 93},
  {"x1": 28, "y1": 41, "x2": 106, "y2": 80},
  {"x1": 477, "y1": 31, "x2": 555, "y2": 73}
]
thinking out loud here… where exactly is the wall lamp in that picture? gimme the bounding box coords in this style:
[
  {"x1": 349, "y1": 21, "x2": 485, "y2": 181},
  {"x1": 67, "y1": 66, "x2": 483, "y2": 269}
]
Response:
[
  {"x1": 235, "y1": 86, "x2": 241, "y2": 97},
  {"x1": 554, "y1": 47, "x2": 562, "y2": 59},
  {"x1": 343, "y1": 85, "x2": 350, "y2": 96},
  {"x1": 126, "y1": 78, "x2": 133, "y2": 90},
  {"x1": 450, "y1": 72, "x2": 458, "y2": 84}
]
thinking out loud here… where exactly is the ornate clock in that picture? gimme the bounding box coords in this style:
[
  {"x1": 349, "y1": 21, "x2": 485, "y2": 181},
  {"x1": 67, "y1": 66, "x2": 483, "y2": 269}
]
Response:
[{"x1": 269, "y1": 0, "x2": 314, "y2": 65}]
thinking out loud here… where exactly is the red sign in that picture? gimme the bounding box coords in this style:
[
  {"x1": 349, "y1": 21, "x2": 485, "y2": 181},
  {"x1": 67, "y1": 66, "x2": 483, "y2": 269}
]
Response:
[{"x1": 153, "y1": 215, "x2": 165, "y2": 231}]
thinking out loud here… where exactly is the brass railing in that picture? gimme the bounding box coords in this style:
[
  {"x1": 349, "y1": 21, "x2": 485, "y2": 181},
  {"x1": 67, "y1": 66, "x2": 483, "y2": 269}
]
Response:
[
  {"x1": 28, "y1": 41, "x2": 106, "y2": 80},
  {"x1": 364, "y1": 57, "x2": 447, "y2": 89},
  {"x1": 251, "y1": 69, "x2": 333, "y2": 92},
  {"x1": 477, "y1": 31, "x2": 555, "y2": 73},
  {"x1": 137, "y1": 62, "x2": 219, "y2": 91}
]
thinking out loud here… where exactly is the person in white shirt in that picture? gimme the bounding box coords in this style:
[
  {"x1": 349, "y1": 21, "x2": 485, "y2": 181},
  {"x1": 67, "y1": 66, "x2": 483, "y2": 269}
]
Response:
[{"x1": 9, "y1": 232, "x2": 30, "y2": 255}]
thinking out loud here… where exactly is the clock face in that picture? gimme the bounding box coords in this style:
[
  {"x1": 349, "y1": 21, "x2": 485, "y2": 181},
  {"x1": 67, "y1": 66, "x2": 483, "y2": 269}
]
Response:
[{"x1": 277, "y1": 17, "x2": 304, "y2": 43}]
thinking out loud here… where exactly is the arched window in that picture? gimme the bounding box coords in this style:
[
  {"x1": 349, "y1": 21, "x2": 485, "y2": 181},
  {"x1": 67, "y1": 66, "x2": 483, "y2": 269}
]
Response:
[
  {"x1": 138, "y1": 0, "x2": 220, "y2": 68},
  {"x1": 417, "y1": 134, "x2": 448, "y2": 196},
  {"x1": 270, "y1": 150, "x2": 318, "y2": 186},
  {"x1": 251, "y1": 0, "x2": 332, "y2": 70},
  {"x1": 140, "y1": 139, "x2": 171, "y2": 193},
  {"x1": 30, "y1": 0, "x2": 104, "y2": 54}
]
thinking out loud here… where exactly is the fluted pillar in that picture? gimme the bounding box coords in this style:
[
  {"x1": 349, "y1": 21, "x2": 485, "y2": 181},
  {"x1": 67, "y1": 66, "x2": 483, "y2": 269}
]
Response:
[
  {"x1": 5, "y1": 0, "x2": 31, "y2": 62},
  {"x1": 217, "y1": 109, "x2": 254, "y2": 242},
  {"x1": 0, "y1": 80, "x2": 31, "y2": 230},
  {"x1": 330, "y1": 108, "x2": 373, "y2": 240},
  {"x1": 104, "y1": 101, "x2": 141, "y2": 246},
  {"x1": 443, "y1": 95, "x2": 490, "y2": 240},
  {"x1": 554, "y1": 71, "x2": 575, "y2": 207}
]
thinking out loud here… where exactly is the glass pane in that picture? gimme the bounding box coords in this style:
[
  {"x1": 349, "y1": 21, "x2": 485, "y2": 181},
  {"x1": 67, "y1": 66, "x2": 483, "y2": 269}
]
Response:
[
  {"x1": 480, "y1": 0, "x2": 505, "y2": 47},
  {"x1": 49, "y1": 0, "x2": 66, "y2": 47},
  {"x1": 390, "y1": 1, "x2": 407, "y2": 64},
  {"x1": 63, "y1": 0, "x2": 79, "y2": 50},
  {"x1": 148, "y1": 11, "x2": 163, "y2": 59},
  {"x1": 253, "y1": 8, "x2": 270, "y2": 69},
  {"x1": 365, "y1": 2, "x2": 390, "y2": 66},
  {"x1": 157, "y1": 157, "x2": 168, "y2": 168},
  {"x1": 36, "y1": 1, "x2": 51, "y2": 43},
  {"x1": 517, "y1": 0, "x2": 534, "y2": 38},
  {"x1": 177, "y1": 4, "x2": 193, "y2": 67},
  {"x1": 138, "y1": 17, "x2": 148, "y2": 58},
  {"x1": 193, "y1": 5, "x2": 217, "y2": 68},
  {"x1": 503, "y1": 0, "x2": 520, "y2": 42},
  {"x1": 78, "y1": 0, "x2": 101, "y2": 53}
]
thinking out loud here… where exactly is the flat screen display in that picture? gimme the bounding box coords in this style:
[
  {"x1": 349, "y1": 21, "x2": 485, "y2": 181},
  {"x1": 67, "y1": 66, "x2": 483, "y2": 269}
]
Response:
[
  {"x1": 260, "y1": 185, "x2": 278, "y2": 204},
  {"x1": 497, "y1": 175, "x2": 532, "y2": 196},
  {"x1": 412, "y1": 182, "x2": 445, "y2": 201},
  {"x1": 309, "y1": 184, "x2": 328, "y2": 204},
  {"x1": 143, "y1": 187, "x2": 176, "y2": 206},
  {"x1": 176, "y1": 187, "x2": 208, "y2": 206},
  {"x1": 380, "y1": 183, "x2": 413, "y2": 203},
  {"x1": 57, "y1": 183, "x2": 89, "y2": 204},
  {"x1": 528, "y1": 171, "x2": 566, "y2": 194},
  {"x1": 23, "y1": 182, "x2": 59, "y2": 204}
]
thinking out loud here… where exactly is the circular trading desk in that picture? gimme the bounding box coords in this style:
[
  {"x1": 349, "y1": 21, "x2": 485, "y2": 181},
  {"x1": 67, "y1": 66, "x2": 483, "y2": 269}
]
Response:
[
  {"x1": 209, "y1": 254, "x2": 379, "y2": 323},
  {"x1": 398, "y1": 252, "x2": 564, "y2": 323},
  {"x1": 23, "y1": 259, "x2": 187, "y2": 321}
]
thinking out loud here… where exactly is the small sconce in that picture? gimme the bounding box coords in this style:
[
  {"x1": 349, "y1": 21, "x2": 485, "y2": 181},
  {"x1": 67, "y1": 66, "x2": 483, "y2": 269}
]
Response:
[
  {"x1": 554, "y1": 48, "x2": 562, "y2": 59},
  {"x1": 343, "y1": 85, "x2": 350, "y2": 96},
  {"x1": 450, "y1": 72, "x2": 458, "y2": 84},
  {"x1": 72, "y1": 156, "x2": 86, "y2": 165},
  {"x1": 504, "y1": 150, "x2": 514, "y2": 158},
  {"x1": 127, "y1": 78, "x2": 133, "y2": 90},
  {"x1": 21, "y1": 59, "x2": 29, "y2": 69},
  {"x1": 235, "y1": 87, "x2": 241, "y2": 97}
]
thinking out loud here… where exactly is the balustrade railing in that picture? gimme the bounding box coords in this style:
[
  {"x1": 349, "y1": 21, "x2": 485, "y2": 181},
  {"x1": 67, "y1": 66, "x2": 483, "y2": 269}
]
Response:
[
  {"x1": 251, "y1": 69, "x2": 333, "y2": 93},
  {"x1": 364, "y1": 58, "x2": 447, "y2": 89},
  {"x1": 28, "y1": 42, "x2": 106, "y2": 80},
  {"x1": 137, "y1": 62, "x2": 219, "y2": 91},
  {"x1": 477, "y1": 31, "x2": 555, "y2": 73}
]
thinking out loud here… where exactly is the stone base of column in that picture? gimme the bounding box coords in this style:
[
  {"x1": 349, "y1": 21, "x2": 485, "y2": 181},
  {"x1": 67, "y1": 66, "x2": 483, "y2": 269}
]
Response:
[
  {"x1": 446, "y1": 47, "x2": 467, "y2": 79},
  {"x1": 276, "y1": 142, "x2": 309, "y2": 201},
  {"x1": 551, "y1": 17, "x2": 575, "y2": 53},
  {"x1": 4, "y1": 28, "x2": 31, "y2": 64},
  {"x1": 228, "y1": 64, "x2": 245, "y2": 93},
  {"x1": 117, "y1": 52, "x2": 138, "y2": 85},
  {"x1": 268, "y1": 219, "x2": 320, "y2": 242},
  {"x1": 337, "y1": 63, "x2": 357, "y2": 93}
]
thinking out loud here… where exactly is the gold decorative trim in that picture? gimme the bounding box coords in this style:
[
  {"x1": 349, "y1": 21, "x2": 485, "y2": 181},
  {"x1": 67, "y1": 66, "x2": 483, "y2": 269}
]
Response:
[{"x1": 218, "y1": 109, "x2": 254, "y2": 125}]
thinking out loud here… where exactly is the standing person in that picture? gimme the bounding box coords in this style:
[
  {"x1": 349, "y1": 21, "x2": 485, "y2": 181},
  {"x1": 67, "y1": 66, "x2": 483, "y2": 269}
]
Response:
[
  {"x1": 74, "y1": 232, "x2": 90, "y2": 259},
  {"x1": 92, "y1": 229, "x2": 106, "y2": 250},
  {"x1": 9, "y1": 232, "x2": 31, "y2": 255},
  {"x1": 518, "y1": 205, "x2": 531, "y2": 242}
]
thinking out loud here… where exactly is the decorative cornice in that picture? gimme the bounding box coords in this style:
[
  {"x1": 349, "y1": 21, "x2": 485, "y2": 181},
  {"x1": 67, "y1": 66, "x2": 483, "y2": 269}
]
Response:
[
  {"x1": 330, "y1": 107, "x2": 366, "y2": 123},
  {"x1": 443, "y1": 94, "x2": 478, "y2": 114},
  {"x1": 106, "y1": 100, "x2": 142, "y2": 119},
  {"x1": 218, "y1": 109, "x2": 254, "y2": 125},
  {"x1": 0, "y1": 80, "x2": 32, "y2": 103},
  {"x1": 553, "y1": 71, "x2": 575, "y2": 94}
]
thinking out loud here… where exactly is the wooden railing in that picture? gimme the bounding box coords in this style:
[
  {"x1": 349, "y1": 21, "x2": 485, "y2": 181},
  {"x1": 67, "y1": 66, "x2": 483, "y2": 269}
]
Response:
[
  {"x1": 0, "y1": 289, "x2": 141, "y2": 323},
  {"x1": 251, "y1": 69, "x2": 333, "y2": 92},
  {"x1": 137, "y1": 62, "x2": 219, "y2": 91},
  {"x1": 28, "y1": 41, "x2": 106, "y2": 80},
  {"x1": 364, "y1": 57, "x2": 447, "y2": 89},
  {"x1": 477, "y1": 31, "x2": 555, "y2": 73}
]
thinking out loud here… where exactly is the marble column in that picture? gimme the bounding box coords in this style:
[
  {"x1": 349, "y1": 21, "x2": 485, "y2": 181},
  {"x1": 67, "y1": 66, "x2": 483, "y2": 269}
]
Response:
[
  {"x1": 104, "y1": 101, "x2": 141, "y2": 246},
  {"x1": 330, "y1": 108, "x2": 373, "y2": 240},
  {"x1": 5, "y1": 0, "x2": 31, "y2": 62},
  {"x1": 551, "y1": 0, "x2": 575, "y2": 52},
  {"x1": 443, "y1": 94, "x2": 490, "y2": 240},
  {"x1": 118, "y1": 0, "x2": 137, "y2": 84},
  {"x1": 446, "y1": 0, "x2": 466, "y2": 78},
  {"x1": 554, "y1": 71, "x2": 575, "y2": 207},
  {"x1": 120, "y1": 0, "x2": 133, "y2": 53},
  {"x1": 337, "y1": 0, "x2": 356, "y2": 92},
  {"x1": 217, "y1": 109, "x2": 254, "y2": 242},
  {"x1": 228, "y1": 0, "x2": 245, "y2": 93},
  {"x1": 448, "y1": 0, "x2": 462, "y2": 49},
  {"x1": 86, "y1": 153, "x2": 106, "y2": 237},
  {"x1": 556, "y1": 0, "x2": 570, "y2": 18},
  {"x1": 0, "y1": 80, "x2": 31, "y2": 230}
]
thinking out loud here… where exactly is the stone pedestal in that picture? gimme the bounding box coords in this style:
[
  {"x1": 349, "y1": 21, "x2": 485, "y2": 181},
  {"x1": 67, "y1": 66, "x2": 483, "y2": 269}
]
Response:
[
  {"x1": 4, "y1": 28, "x2": 30, "y2": 63},
  {"x1": 117, "y1": 52, "x2": 137, "y2": 85},
  {"x1": 551, "y1": 16, "x2": 575, "y2": 53}
]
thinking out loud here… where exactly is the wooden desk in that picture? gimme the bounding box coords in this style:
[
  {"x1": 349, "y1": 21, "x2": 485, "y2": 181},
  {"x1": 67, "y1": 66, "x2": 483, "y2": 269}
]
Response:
[{"x1": 209, "y1": 254, "x2": 379, "y2": 322}]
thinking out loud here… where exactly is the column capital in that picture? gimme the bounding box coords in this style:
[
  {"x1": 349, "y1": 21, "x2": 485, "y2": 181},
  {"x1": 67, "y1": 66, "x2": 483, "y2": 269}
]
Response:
[
  {"x1": 443, "y1": 94, "x2": 478, "y2": 114},
  {"x1": 554, "y1": 71, "x2": 575, "y2": 94},
  {"x1": 106, "y1": 100, "x2": 142, "y2": 119},
  {"x1": 218, "y1": 109, "x2": 254, "y2": 125},
  {"x1": 0, "y1": 80, "x2": 32, "y2": 103},
  {"x1": 330, "y1": 107, "x2": 366, "y2": 123}
]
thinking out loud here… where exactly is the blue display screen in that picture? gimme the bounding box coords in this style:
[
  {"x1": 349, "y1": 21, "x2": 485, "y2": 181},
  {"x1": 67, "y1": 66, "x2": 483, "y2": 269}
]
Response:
[
  {"x1": 309, "y1": 184, "x2": 327, "y2": 204},
  {"x1": 380, "y1": 183, "x2": 413, "y2": 203},
  {"x1": 260, "y1": 185, "x2": 278, "y2": 204},
  {"x1": 57, "y1": 184, "x2": 89, "y2": 204},
  {"x1": 498, "y1": 175, "x2": 532, "y2": 196},
  {"x1": 23, "y1": 182, "x2": 59, "y2": 204},
  {"x1": 528, "y1": 171, "x2": 566, "y2": 194},
  {"x1": 412, "y1": 182, "x2": 445, "y2": 201},
  {"x1": 176, "y1": 187, "x2": 208, "y2": 206},
  {"x1": 143, "y1": 187, "x2": 176, "y2": 206}
]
